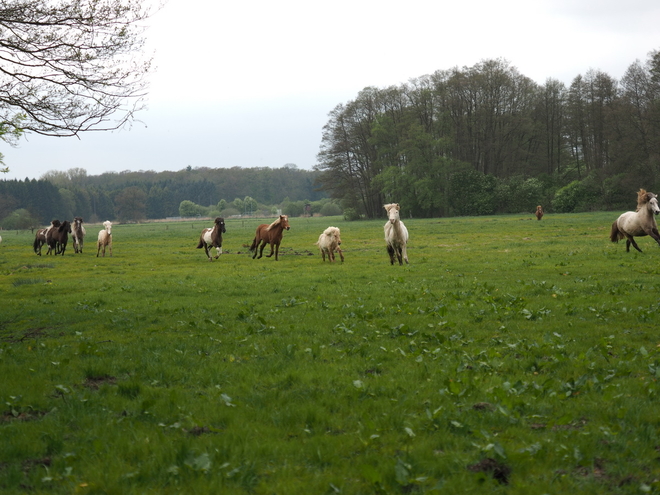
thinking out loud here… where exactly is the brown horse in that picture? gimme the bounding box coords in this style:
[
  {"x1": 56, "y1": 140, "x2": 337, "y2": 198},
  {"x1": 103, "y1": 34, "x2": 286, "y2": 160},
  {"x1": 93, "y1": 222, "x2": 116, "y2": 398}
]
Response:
[
  {"x1": 250, "y1": 215, "x2": 290, "y2": 261},
  {"x1": 46, "y1": 220, "x2": 71, "y2": 255},
  {"x1": 72, "y1": 216, "x2": 86, "y2": 253},
  {"x1": 33, "y1": 219, "x2": 60, "y2": 255},
  {"x1": 196, "y1": 217, "x2": 226, "y2": 261},
  {"x1": 535, "y1": 205, "x2": 544, "y2": 221}
]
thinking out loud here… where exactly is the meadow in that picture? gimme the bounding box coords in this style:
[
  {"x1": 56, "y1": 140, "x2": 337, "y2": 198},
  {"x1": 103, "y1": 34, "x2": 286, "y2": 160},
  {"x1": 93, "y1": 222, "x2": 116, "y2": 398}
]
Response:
[{"x1": 2, "y1": 212, "x2": 660, "y2": 494}]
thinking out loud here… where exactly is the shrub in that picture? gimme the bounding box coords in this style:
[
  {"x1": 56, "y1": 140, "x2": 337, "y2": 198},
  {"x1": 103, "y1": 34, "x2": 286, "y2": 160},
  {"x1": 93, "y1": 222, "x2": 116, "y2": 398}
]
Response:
[{"x1": 319, "y1": 202, "x2": 342, "y2": 216}]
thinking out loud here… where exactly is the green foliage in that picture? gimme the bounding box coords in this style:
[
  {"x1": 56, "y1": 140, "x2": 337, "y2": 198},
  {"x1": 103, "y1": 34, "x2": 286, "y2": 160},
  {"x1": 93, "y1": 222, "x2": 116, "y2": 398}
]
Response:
[
  {"x1": 3, "y1": 214, "x2": 660, "y2": 492},
  {"x1": 319, "y1": 202, "x2": 342, "y2": 216},
  {"x1": 552, "y1": 178, "x2": 602, "y2": 213},
  {"x1": 449, "y1": 169, "x2": 497, "y2": 215},
  {"x1": 179, "y1": 200, "x2": 204, "y2": 217},
  {"x1": 1, "y1": 208, "x2": 39, "y2": 229}
]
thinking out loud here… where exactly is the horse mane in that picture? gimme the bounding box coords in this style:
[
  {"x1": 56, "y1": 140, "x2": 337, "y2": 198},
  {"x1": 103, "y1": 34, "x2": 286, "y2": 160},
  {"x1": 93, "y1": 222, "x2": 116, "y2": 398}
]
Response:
[
  {"x1": 266, "y1": 215, "x2": 286, "y2": 231},
  {"x1": 636, "y1": 189, "x2": 655, "y2": 211}
]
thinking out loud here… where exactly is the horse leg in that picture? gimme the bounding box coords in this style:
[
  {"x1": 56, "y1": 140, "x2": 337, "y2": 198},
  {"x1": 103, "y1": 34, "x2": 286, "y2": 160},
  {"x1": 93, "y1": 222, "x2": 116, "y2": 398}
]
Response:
[
  {"x1": 402, "y1": 245, "x2": 409, "y2": 264},
  {"x1": 265, "y1": 241, "x2": 275, "y2": 257},
  {"x1": 396, "y1": 247, "x2": 403, "y2": 265},
  {"x1": 274, "y1": 241, "x2": 280, "y2": 261},
  {"x1": 387, "y1": 245, "x2": 395, "y2": 265},
  {"x1": 626, "y1": 234, "x2": 642, "y2": 253},
  {"x1": 257, "y1": 240, "x2": 267, "y2": 259},
  {"x1": 214, "y1": 244, "x2": 222, "y2": 259},
  {"x1": 203, "y1": 243, "x2": 213, "y2": 261},
  {"x1": 337, "y1": 247, "x2": 344, "y2": 262}
]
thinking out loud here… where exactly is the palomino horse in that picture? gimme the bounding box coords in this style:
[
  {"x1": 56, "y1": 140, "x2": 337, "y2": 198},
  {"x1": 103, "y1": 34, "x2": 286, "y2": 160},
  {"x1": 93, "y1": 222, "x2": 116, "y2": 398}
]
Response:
[
  {"x1": 250, "y1": 215, "x2": 290, "y2": 261},
  {"x1": 610, "y1": 189, "x2": 660, "y2": 252},
  {"x1": 384, "y1": 203, "x2": 409, "y2": 265},
  {"x1": 535, "y1": 205, "x2": 544, "y2": 221},
  {"x1": 97, "y1": 221, "x2": 113, "y2": 257},
  {"x1": 196, "y1": 217, "x2": 226, "y2": 261},
  {"x1": 46, "y1": 220, "x2": 71, "y2": 255},
  {"x1": 33, "y1": 219, "x2": 60, "y2": 255},
  {"x1": 72, "y1": 217, "x2": 86, "y2": 253}
]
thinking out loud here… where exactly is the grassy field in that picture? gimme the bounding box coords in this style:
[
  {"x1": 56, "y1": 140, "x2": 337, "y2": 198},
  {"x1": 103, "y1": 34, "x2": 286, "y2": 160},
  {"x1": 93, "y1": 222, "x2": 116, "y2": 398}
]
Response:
[{"x1": 2, "y1": 212, "x2": 660, "y2": 494}]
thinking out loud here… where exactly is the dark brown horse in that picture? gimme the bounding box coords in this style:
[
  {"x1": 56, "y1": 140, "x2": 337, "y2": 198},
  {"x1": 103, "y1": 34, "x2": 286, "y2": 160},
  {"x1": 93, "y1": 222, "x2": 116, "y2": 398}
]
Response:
[
  {"x1": 72, "y1": 216, "x2": 86, "y2": 253},
  {"x1": 46, "y1": 220, "x2": 71, "y2": 255},
  {"x1": 250, "y1": 215, "x2": 290, "y2": 261},
  {"x1": 196, "y1": 217, "x2": 226, "y2": 261},
  {"x1": 33, "y1": 219, "x2": 61, "y2": 255}
]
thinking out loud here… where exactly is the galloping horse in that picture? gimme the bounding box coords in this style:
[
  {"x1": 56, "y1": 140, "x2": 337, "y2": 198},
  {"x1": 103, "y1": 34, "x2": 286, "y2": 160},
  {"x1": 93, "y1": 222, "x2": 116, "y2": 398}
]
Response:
[
  {"x1": 610, "y1": 189, "x2": 660, "y2": 252},
  {"x1": 250, "y1": 215, "x2": 290, "y2": 261},
  {"x1": 46, "y1": 220, "x2": 71, "y2": 255},
  {"x1": 535, "y1": 205, "x2": 544, "y2": 221},
  {"x1": 33, "y1": 219, "x2": 60, "y2": 255},
  {"x1": 72, "y1": 217, "x2": 86, "y2": 253},
  {"x1": 384, "y1": 203, "x2": 409, "y2": 265},
  {"x1": 196, "y1": 217, "x2": 226, "y2": 261},
  {"x1": 96, "y1": 221, "x2": 113, "y2": 257}
]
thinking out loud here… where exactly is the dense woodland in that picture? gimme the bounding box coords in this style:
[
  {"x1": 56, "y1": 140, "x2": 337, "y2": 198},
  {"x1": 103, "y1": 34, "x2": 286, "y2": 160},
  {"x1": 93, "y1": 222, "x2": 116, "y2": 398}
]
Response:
[
  {"x1": 316, "y1": 51, "x2": 660, "y2": 218},
  {"x1": 0, "y1": 166, "x2": 326, "y2": 227},
  {"x1": 2, "y1": 50, "x2": 660, "y2": 227}
]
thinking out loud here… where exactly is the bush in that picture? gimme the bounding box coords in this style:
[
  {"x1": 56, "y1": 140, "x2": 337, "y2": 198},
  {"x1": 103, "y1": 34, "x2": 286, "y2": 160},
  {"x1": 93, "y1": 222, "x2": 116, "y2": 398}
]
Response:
[
  {"x1": 319, "y1": 203, "x2": 342, "y2": 216},
  {"x1": 343, "y1": 208, "x2": 360, "y2": 221}
]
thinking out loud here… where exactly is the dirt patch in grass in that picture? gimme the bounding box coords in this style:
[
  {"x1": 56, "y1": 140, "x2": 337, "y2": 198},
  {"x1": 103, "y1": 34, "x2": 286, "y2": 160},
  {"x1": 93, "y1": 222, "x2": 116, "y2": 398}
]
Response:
[
  {"x1": 467, "y1": 458, "x2": 511, "y2": 485},
  {"x1": 83, "y1": 375, "x2": 117, "y2": 390},
  {"x1": 1, "y1": 410, "x2": 49, "y2": 423}
]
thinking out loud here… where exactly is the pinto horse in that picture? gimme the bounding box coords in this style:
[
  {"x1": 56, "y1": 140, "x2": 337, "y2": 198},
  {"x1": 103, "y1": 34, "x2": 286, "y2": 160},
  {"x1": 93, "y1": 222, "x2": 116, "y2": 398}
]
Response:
[
  {"x1": 196, "y1": 217, "x2": 226, "y2": 261},
  {"x1": 46, "y1": 220, "x2": 71, "y2": 255},
  {"x1": 72, "y1": 217, "x2": 86, "y2": 253},
  {"x1": 384, "y1": 203, "x2": 409, "y2": 265},
  {"x1": 250, "y1": 215, "x2": 290, "y2": 261},
  {"x1": 610, "y1": 189, "x2": 660, "y2": 252},
  {"x1": 33, "y1": 219, "x2": 60, "y2": 255}
]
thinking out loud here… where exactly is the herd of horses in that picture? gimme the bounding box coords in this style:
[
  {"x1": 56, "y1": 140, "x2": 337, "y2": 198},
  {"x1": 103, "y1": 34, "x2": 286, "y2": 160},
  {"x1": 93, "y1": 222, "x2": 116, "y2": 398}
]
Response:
[
  {"x1": 23, "y1": 189, "x2": 660, "y2": 262},
  {"x1": 32, "y1": 217, "x2": 112, "y2": 257}
]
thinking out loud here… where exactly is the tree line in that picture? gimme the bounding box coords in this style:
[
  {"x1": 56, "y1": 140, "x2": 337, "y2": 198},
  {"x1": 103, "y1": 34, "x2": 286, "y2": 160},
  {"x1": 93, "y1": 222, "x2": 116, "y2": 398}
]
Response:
[
  {"x1": 315, "y1": 51, "x2": 660, "y2": 218},
  {"x1": 0, "y1": 165, "x2": 327, "y2": 228}
]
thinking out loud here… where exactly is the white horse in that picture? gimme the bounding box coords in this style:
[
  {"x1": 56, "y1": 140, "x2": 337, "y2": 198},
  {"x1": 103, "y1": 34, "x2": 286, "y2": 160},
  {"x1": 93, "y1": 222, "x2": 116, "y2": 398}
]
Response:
[
  {"x1": 96, "y1": 220, "x2": 113, "y2": 257},
  {"x1": 384, "y1": 203, "x2": 409, "y2": 265},
  {"x1": 316, "y1": 226, "x2": 344, "y2": 262},
  {"x1": 610, "y1": 189, "x2": 660, "y2": 252}
]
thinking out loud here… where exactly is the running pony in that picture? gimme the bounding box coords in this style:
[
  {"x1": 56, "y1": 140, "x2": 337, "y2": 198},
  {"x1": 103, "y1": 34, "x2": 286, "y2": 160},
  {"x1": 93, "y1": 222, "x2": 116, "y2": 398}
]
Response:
[
  {"x1": 610, "y1": 189, "x2": 660, "y2": 252},
  {"x1": 72, "y1": 217, "x2": 86, "y2": 253},
  {"x1": 96, "y1": 221, "x2": 113, "y2": 257},
  {"x1": 384, "y1": 203, "x2": 409, "y2": 265},
  {"x1": 196, "y1": 217, "x2": 226, "y2": 261},
  {"x1": 250, "y1": 215, "x2": 290, "y2": 261}
]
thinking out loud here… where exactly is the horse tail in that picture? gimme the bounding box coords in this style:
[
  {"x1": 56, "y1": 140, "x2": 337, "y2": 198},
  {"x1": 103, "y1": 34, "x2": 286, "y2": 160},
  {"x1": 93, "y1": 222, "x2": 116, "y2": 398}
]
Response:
[
  {"x1": 249, "y1": 236, "x2": 258, "y2": 252},
  {"x1": 610, "y1": 221, "x2": 624, "y2": 243},
  {"x1": 33, "y1": 235, "x2": 40, "y2": 253},
  {"x1": 196, "y1": 238, "x2": 204, "y2": 249}
]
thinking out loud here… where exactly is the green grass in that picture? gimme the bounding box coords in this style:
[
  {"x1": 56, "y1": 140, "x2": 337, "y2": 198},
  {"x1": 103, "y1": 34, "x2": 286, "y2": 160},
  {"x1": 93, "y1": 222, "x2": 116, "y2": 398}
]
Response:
[{"x1": 2, "y1": 213, "x2": 660, "y2": 493}]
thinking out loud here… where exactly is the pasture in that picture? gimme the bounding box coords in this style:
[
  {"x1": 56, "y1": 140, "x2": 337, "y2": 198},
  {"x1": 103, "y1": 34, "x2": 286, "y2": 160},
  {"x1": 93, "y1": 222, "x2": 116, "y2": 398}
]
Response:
[{"x1": 1, "y1": 212, "x2": 660, "y2": 493}]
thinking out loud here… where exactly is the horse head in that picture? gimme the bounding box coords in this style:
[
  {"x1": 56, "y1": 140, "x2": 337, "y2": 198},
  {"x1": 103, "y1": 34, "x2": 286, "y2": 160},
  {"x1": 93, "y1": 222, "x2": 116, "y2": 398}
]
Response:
[
  {"x1": 215, "y1": 217, "x2": 226, "y2": 233},
  {"x1": 103, "y1": 220, "x2": 113, "y2": 235},
  {"x1": 280, "y1": 215, "x2": 290, "y2": 230},
  {"x1": 650, "y1": 195, "x2": 660, "y2": 215},
  {"x1": 385, "y1": 203, "x2": 400, "y2": 224},
  {"x1": 60, "y1": 220, "x2": 71, "y2": 233}
]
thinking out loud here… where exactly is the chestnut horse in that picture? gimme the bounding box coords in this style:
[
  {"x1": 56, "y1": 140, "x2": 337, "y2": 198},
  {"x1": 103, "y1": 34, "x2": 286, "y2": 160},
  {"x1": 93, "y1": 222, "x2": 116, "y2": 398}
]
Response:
[
  {"x1": 610, "y1": 189, "x2": 660, "y2": 252},
  {"x1": 196, "y1": 217, "x2": 226, "y2": 261},
  {"x1": 535, "y1": 205, "x2": 544, "y2": 221},
  {"x1": 250, "y1": 215, "x2": 290, "y2": 261}
]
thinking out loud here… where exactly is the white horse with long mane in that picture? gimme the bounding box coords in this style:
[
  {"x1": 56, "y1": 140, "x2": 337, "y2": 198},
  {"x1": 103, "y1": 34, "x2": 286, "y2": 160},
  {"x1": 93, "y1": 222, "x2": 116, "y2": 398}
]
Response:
[
  {"x1": 384, "y1": 203, "x2": 409, "y2": 265},
  {"x1": 610, "y1": 189, "x2": 660, "y2": 252},
  {"x1": 96, "y1": 220, "x2": 113, "y2": 257}
]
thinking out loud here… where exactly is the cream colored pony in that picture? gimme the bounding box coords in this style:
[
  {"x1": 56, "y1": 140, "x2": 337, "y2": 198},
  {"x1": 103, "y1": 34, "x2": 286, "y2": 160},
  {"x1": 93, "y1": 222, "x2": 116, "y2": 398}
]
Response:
[
  {"x1": 316, "y1": 226, "x2": 344, "y2": 262},
  {"x1": 384, "y1": 203, "x2": 409, "y2": 265},
  {"x1": 610, "y1": 189, "x2": 660, "y2": 252},
  {"x1": 96, "y1": 220, "x2": 113, "y2": 257}
]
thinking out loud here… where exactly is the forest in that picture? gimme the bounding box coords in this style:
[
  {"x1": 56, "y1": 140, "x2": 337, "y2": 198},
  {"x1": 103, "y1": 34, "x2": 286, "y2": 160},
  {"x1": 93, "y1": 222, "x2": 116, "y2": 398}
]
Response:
[
  {"x1": 0, "y1": 165, "x2": 328, "y2": 228},
  {"x1": 2, "y1": 49, "x2": 660, "y2": 227},
  {"x1": 315, "y1": 51, "x2": 660, "y2": 218}
]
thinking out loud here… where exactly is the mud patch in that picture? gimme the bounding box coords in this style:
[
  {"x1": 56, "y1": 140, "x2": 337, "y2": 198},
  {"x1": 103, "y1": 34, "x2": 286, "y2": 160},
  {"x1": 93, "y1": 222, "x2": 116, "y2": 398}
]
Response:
[{"x1": 467, "y1": 458, "x2": 511, "y2": 485}]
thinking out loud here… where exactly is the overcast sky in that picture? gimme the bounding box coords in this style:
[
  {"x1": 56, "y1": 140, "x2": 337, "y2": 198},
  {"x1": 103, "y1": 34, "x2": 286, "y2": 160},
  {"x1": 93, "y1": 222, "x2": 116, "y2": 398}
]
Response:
[{"x1": 2, "y1": 0, "x2": 659, "y2": 181}]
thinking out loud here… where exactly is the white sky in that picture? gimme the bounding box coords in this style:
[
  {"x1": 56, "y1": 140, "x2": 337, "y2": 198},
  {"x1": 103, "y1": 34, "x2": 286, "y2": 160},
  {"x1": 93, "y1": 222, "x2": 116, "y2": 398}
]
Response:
[{"x1": 2, "y1": 0, "x2": 659, "y2": 181}]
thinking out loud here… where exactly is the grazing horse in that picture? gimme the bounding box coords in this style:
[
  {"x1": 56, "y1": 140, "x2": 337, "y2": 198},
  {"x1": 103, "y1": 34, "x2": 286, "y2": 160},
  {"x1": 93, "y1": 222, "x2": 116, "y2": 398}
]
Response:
[
  {"x1": 316, "y1": 226, "x2": 344, "y2": 262},
  {"x1": 535, "y1": 205, "x2": 544, "y2": 221},
  {"x1": 196, "y1": 217, "x2": 226, "y2": 261},
  {"x1": 72, "y1": 217, "x2": 86, "y2": 253},
  {"x1": 250, "y1": 215, "x2": 290, "y2": 261},
  {"x1": 96, "y1": 221, "x2": 113, "y2": 257},
  {"x1": 384, "y1": 203, "x2": 409, "y2": 265},
  {"x1": 33, "y1": 219, "x2": 60, "y2": 255},
  {"x1": 610, "y1": 189, "x2": 660, "y2": 252},
  {"x1": 46, "y1": 220, "x2": 71, "y2": 255}
]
